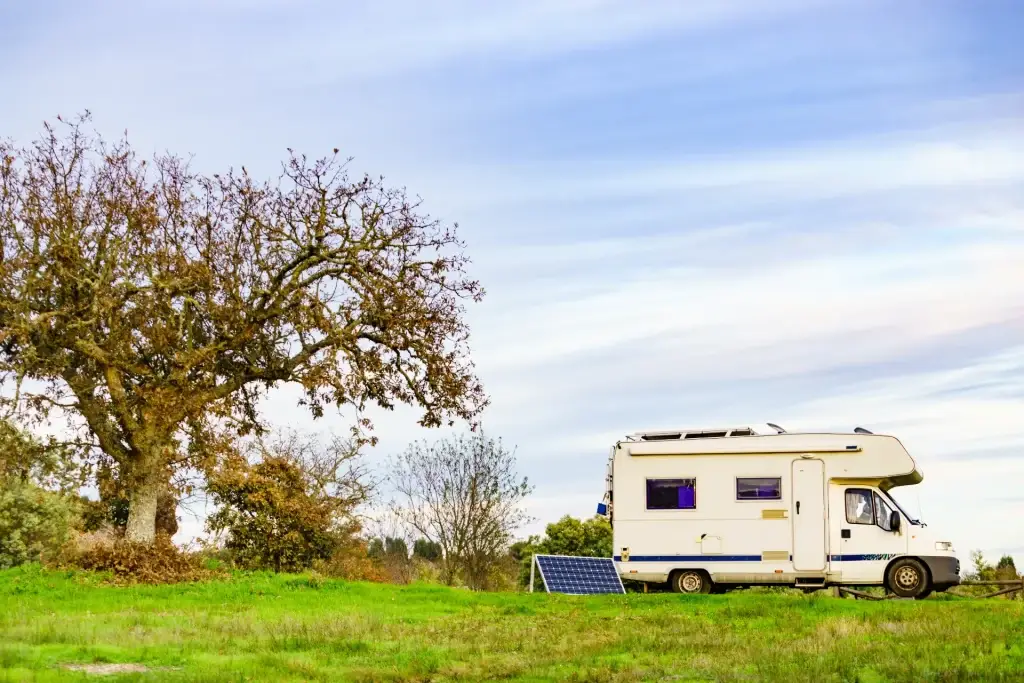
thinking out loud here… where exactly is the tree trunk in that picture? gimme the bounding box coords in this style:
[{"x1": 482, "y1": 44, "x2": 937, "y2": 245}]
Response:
[{"x1": 124, "y1": 466, "x2": 162, "y2": 544}]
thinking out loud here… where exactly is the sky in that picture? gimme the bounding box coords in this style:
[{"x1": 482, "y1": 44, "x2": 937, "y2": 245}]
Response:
[{"x1": 2, "y1": 0, "x2": 1022, "y2": 567}]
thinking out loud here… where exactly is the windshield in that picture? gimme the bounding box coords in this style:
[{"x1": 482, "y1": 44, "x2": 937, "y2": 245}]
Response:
[{"x1": 885, "y1": 489, "x2": 923, "y2": 526}]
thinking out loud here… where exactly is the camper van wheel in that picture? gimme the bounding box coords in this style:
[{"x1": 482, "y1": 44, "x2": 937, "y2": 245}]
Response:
[
  {"x1": 671, "y1": 570, "x2": 712, "y2": 594},
  {"x1": 886, "y1": 558, "x2": 930, "y2": 599}
]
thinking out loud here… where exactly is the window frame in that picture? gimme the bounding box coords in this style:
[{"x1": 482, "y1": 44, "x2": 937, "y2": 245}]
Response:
[
  {"x1": 734, "y1": 476, "x2": 783, "y2": 502},
  {"x1": 645, "y1": 477, "x2": 697, "y2": 511},
  {"x1": 845, "y1": 487, "x2": 875, "y2": 526},
  {"x1": 873, "y1": 491, "x2": 896, "y2": 531}
]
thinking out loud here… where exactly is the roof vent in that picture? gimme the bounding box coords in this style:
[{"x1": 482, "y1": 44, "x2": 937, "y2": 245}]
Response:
[
  {"x1": 854, "y1": 427, "x2": 873, "y2": 434},
  {"x1": 684, "y1": 431, "x2": 728, "y2": 439},
  {"x1": 631, "y1": 427, "x2": 755, "y2": 441},
  {"x1": 639, "y1": 432, "x2": 682, "y2": 441}
]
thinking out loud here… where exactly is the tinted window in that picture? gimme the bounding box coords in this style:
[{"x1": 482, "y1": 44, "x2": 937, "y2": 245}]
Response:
[
  {"x1": 736, "y1": 477, "x2": 782, "y2": 500},
  {"x1": 845, "y1": 489, "x2": 874, "y2": 525},
  {"x1": 646, "y1": 479, "x2": 696, "y2": 510}
]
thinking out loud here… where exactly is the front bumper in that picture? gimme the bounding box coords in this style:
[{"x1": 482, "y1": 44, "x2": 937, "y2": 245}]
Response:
[{"x1": 920, "y1": 555, "x2": 961, "y2": 587}]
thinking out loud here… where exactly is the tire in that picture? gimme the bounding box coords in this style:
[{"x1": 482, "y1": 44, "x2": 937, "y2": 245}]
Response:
[
  {"x1": 671, "y1": 569, "x2": 712, "y2": 594},
  {"x1": 887, "y1": 558, "x2": 930, "y2": 598}
]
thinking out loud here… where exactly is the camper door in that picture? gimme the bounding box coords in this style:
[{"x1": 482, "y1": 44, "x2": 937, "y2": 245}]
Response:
[{"x1": 791, "y1": 459, "x2": 827, "y2": 571}]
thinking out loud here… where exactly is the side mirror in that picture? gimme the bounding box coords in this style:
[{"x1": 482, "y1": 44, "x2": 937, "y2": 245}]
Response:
[{"x1": 890, "y1": 510, "x2": 901, "y2": 532}]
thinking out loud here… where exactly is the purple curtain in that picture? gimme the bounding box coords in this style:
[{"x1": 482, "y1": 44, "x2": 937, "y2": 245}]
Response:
[{"x1": 677, "y1": 483, "x2": 695, "y2": 508}]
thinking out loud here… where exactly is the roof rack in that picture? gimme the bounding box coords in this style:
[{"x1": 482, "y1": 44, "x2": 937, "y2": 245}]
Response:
[{"x1": 626, "y1": 427, "x2": 756, "y2": 442}]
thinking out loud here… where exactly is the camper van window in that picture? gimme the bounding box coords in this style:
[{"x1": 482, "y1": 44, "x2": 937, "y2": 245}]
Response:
[
  {"x1": 873, "y1": 493, "x2": 896, "y2": 531},
  {"x1": 646, "y1": 479, "x2": 696, "y2": 510},
  {"x1": 736, "y1": 477, "x2": 782, "y2": 500},
  {"x1": 845, "y1": 489, "x2": 874, "y2": 525}
]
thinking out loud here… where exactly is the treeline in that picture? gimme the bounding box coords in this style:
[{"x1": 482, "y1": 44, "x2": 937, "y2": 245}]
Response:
[{"x1": 2, "y1": 416, "x2": 612, "y2": 590}]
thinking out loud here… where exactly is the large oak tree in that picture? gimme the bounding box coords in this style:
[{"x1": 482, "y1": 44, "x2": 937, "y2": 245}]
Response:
[{"x1": 0, "y1": 113, "x2": 487, "y2": 543}]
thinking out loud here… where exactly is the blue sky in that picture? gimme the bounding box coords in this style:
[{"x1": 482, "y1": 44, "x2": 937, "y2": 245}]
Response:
[{"x1": 2, "y1": 0, "x2": 1022, "y2": 565}]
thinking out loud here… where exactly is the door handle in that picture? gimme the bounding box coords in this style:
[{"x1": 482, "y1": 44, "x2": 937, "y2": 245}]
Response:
[
  {"x1": 796, "y1": 501, "x2": 800, "y2": 514},
  {"x1": 841, "y1": 529, "x2": 851, "y2": 539}
]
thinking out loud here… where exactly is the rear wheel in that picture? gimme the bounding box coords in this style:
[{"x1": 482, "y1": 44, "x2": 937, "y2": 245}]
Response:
[
  {"x1": 671, "y1": 569, "x2": 712, "y2": 594},
  {"x1": 887, "y1": 558, "x2": 930, "y2": 598}
]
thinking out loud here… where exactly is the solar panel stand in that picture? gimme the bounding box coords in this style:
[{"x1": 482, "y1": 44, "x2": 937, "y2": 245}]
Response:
[{"x1": 529, "y1": 554, "x2": 536, "y2": 593}]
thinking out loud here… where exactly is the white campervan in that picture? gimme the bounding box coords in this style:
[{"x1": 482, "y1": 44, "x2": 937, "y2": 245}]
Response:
[{"x1": 597, "y1": 424, "x2": 960, "y2": 598}]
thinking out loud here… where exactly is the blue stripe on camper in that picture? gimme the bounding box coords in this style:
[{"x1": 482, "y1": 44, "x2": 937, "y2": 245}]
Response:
[
  {"x1": 614, "y1": 555, "x2": 765, "y2": 562},
  {"x1": 614, "y1": 554, "x2": 905, "y2": 563}
]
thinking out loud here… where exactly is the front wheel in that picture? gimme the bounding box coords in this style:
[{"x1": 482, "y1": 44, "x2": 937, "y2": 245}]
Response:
[
  {"x1": 671, "y1": 569, "x2": 712, "y2": 594},
  {"x1": 887, "y1": 558, "x2": 931, "y2": 598}
]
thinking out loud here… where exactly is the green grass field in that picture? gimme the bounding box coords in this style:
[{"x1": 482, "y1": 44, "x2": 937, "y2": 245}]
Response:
[{"x1": 1, "y1": 566, "x2": 1022, "y2": 682}]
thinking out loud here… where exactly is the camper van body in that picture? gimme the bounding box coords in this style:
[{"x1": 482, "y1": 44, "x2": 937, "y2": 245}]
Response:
[{"x1": 599, "y1": 426, "x2": 959, "y2": 597}]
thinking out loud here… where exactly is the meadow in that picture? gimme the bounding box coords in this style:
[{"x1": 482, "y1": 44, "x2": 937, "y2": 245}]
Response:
[{"x1": 1, "y1": 566, "x2": 1022, "y2": 682}]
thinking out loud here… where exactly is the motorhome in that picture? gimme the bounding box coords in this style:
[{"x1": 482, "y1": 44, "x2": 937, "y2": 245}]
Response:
[{"x1": 597, "y1": 424, "x2": 959, "y2": 598}]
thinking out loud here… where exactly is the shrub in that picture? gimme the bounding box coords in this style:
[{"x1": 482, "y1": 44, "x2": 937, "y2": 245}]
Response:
[
  {"x1": 62, "y1": 534, "x2": 214, "y2": 584},
  {"x1": 412, "y1": 557, "x2": 442, "y2": 584},
  {"x1": 0, "y1": 479, "x2": 80, "y2": 569},
  {"x1": 312, "y1": 540, "x2": 387, "y2": 583},
  {"x1": 205, "y1": 430, "x2": 370, "y2": 573}
]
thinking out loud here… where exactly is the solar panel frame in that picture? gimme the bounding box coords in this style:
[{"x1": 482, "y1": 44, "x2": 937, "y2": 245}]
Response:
[{"x1": 533, "y1": 554, "x2": 626, "y2": 595}]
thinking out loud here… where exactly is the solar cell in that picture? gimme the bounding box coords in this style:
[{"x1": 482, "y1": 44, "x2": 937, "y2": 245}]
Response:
[{"x1": 533, "y1": 554, "x2": 625, "y2": 595}]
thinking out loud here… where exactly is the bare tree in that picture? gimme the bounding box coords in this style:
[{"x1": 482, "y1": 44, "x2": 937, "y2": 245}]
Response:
[
  {"x1": 390, "y1": 431, "x2": 533, "y2": 589},
  {"x1": 0, "y1": 112, "x2": 487, "y2": 543}
]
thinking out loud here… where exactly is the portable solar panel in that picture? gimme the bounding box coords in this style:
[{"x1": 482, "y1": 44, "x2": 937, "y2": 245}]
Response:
[{"x1": 532, "y1": 554, "x2": 626, "y2": 595}]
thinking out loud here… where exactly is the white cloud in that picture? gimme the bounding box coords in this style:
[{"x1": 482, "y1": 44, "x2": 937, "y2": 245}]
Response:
[
  {"x1": 416, "y1": 119, "x2": 1024, "y2": 214},
  {"x1": 471, "y1": 239, "x2": 1024, "y2": 379}
]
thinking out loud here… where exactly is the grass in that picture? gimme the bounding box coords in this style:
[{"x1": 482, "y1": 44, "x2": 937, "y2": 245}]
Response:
[{"x1": 1, "y1": 566, "x2": 1022, "y2": 682}]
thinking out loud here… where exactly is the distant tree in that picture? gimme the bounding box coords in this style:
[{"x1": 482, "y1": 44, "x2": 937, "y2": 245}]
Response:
[
  {"x1": 367, "y1": 536, "x2": 409, "y2": 560},
  {"x1": 391, "y1": 431, "x2": 533, "y2": 590},
  {"x1": 205, "y1": 429, "x2": 371, "y2": 572},
  {"x1": 511, "y1": 514, "x2": 612, "y2": 588},
  {"x1": 385, "y1": 537, "x2": 409, "y2": 558},
  {"x1": 413, "y1": 538, "x2": 442, "y2": 562},
  {"x1": 996, "y1": 555, "x2": 1019, "y2": 580},
  {"x1": 0, "y1": 112, "x2": 488, "y2": 544}
]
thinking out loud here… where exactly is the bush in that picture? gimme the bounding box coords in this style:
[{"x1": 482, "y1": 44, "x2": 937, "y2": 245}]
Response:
[
  {"x1": 62, "y1": 534, "x2": 214, "y2": 584},
  {"x1": 205, "y1": 430, "x2": 369, "y2": 573},
  {"x1": 412, "y1": 557, "x2": 442, "y2": 584},
  {"x1": 0, "y1": 479, "x2": 79, "y2": 569},
  {"x1": 312, "y1": 540, "x2": 387, "y2": 583}
]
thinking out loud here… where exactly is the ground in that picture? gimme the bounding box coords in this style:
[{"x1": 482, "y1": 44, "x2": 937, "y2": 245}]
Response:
[{"x1": 1, "y1": 566, "x2": 1022, "y2": 682}]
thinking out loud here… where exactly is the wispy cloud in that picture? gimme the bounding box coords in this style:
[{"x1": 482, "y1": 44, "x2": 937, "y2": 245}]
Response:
[{"x1": 2, "y1": 0, "x2": 1022, "y2": 566}]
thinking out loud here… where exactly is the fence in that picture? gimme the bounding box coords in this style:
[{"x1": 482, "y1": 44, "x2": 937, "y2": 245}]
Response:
[{"x1": 837, "y1": 579, "x2": 1024, "y2": 601}]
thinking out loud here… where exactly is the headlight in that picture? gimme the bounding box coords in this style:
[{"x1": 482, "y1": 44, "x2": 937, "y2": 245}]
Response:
[{"x1": 935, "y1": 541, "x2": 954, "y2": 551}]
